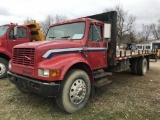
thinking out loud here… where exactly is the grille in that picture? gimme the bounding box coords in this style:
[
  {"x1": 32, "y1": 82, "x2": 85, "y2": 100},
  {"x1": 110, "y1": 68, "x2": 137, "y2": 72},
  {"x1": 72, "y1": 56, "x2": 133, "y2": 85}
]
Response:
[{"x1": 13, "y1": 48, "x2": 35, "y2": 67}]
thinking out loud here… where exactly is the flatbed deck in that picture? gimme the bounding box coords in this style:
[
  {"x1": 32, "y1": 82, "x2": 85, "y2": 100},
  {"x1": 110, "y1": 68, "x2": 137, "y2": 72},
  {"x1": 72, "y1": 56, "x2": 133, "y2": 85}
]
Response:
[{"x1": 115, "y1": 49, "x2": 157, "y2": 60}]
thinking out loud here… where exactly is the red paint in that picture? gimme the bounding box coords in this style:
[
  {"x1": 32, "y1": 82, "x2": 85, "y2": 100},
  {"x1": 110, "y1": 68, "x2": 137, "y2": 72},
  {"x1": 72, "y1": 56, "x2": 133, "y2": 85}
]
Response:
[{"x1": 0, "y1": 24, "x2": 31, "y2": 60}]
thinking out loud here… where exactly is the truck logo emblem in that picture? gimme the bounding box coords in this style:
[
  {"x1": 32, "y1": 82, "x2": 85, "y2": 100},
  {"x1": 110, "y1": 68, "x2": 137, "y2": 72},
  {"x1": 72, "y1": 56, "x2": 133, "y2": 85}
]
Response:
[
  {"x1": 24, "y1": 56, "x2": 31, "y2": 60},
  {"x1": 23, "y1": 70, "x2": 32, "y2": 75}
]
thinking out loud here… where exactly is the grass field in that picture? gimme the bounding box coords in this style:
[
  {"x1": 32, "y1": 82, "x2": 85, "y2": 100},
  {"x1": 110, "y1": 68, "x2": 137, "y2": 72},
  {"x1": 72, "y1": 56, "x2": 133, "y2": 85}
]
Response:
[{"x1": 0, "y1": 62, "x2": 160, "y2": 120}]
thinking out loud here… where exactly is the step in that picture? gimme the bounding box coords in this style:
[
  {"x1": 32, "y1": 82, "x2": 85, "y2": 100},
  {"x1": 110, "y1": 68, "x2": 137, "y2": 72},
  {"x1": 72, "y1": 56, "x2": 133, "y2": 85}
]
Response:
[
  {"x1": 94, "y1": 78, "x2": 112, "y2": 88},
  {"x1": 94, "y1": 72, "x2": 112, "y2": 79},
  {"x1": 93, "y1": 70, "x2": 103, "y2": 75}
]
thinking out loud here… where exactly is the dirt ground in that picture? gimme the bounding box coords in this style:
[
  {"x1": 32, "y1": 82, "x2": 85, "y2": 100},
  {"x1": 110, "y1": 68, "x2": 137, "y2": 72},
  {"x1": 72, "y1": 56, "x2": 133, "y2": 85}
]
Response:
[
  {"x1": 150, "y1": 59, "x2": 160, "y2": 69},
  {"x1": 0, "y1": 59, "x2": 160, "y2": 120}
]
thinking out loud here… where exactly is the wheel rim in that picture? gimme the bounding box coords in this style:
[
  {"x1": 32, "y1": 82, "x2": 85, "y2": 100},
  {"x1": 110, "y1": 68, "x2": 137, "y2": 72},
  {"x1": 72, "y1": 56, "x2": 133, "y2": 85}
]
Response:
[
  {"x1": 69, "y1": 79, "x2": 87, "y2": 105},
  {"x1": 143, "y1": 60, "x2": 147, "y2": 74},
  {"x1": 0, "y1": 63, "x2": 6, "y2": 75}
]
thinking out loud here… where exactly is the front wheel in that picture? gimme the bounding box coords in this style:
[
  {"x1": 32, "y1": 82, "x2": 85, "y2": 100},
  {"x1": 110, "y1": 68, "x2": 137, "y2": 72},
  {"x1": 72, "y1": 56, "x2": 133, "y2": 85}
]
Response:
[
  {"x1": 56, "y1": 69, "x2": 91, "y2": 113},
  {"x1": 0, "y1": 58, "x2": 8, "y2": 79}
]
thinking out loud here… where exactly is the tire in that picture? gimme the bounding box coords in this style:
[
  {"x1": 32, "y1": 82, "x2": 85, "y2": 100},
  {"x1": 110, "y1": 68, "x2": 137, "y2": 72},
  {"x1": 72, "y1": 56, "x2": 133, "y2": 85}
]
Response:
[
  {"x1": 0, "y1": 58, "x2": 8, "y2": 79},
  {"x1": 137, "y1": 57, "x2": 147, "y2": 76},
  {"x1": 16, "y1": 85, "x2": 30, "y2": 94},
  {"x1": 130, "y1": 58, "x2": 138, "y2": 75},
  {"x1": 56, "y1": 69, "x2": 91, "y2": 113},
  {"x1": 146, "y1": 56, "x2": 150, "y2": 70}
]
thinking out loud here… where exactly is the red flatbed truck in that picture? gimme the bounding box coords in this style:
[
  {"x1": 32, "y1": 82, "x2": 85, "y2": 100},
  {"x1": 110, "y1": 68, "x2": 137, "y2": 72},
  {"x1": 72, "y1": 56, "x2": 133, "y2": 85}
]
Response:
[
  {"x1": 0, "y1": 21, "x2": 45, "y2": 78},
  {"x1": 8, "y1": 11, "x2": 157, "y2": 113}
]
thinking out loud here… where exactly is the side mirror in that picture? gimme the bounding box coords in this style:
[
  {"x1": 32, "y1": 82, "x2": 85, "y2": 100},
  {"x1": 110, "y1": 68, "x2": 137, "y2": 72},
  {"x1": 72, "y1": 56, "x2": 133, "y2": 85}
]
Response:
[
  {"x1": 13, "y1": 26, "x2": 17, "y2": 38},
  {"x1": 104, "y1": 23, "x2": 111, "y2": 42}
]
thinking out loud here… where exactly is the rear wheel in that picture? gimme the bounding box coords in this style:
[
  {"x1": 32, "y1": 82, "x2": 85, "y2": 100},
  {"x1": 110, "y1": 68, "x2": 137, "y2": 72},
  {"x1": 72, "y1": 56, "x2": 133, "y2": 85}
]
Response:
[
  {"x1": 0, "y1": 58, "x2": 8, "y2": 79},
  {"x1": 56, "y1": 69, "x2": 91, "y2": 113},
  {"x1": 137, "y1": 57, "x2": 147, "y2": 76},
  {"x1": 130, "y1": 58, "x2": 138, "y2": 75}
]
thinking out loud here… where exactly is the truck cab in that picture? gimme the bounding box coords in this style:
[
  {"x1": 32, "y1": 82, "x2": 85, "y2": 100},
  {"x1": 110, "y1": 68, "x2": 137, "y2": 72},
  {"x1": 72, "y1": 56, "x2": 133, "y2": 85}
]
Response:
[
  {"x1": 0, "y1": 21, "x2": 44, "y2": 78},
  {"x1": 45, "y1": 18, "x2": 110, "y2": 69},
  {"x1": 8, "y1": 18, "x2": 110, "y2": 81},
  {"x1": 0, "y1": 24, "x2": 31, "y2": 54},
  {"x1": 153, "y1": 41, "x2": 160, "y2": 58}
]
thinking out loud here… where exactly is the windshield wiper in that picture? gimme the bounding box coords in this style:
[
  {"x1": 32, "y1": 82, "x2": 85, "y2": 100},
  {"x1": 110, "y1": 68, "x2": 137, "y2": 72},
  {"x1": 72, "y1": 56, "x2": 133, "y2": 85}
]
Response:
[{"x1": 61, "y1": 36, "x2": 71, "y2": 39}]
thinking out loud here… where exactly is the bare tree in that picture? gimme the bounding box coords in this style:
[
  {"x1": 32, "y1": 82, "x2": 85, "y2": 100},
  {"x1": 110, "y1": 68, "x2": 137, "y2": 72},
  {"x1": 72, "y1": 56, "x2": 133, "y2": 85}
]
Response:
[
  {"x1": 129, "y1": 31, "x2": 138, "y2": 43},
  {"x1": 150, "y1": 22, "x2": 160, "y2": 40},
  {"x1": 24, "y1": 17, "x2": 33, "y2": 24},
  {"x1": 40, "y1": 14, "x2": 68, "y2": 35},
  {"x1": 104, "y1": 5, "x2": 136, "y2": 44},
  {"x1": 137, "y1": 24, "x2": 151, "y2": 43},
  {"x1": 40, "y1": 15, "x2": 54, "y2": 35},
  {"x1": 54, "y1": 14, "x2": 67, "y2": 23},
  {"x1": 143, "y1": 24, "x2": 151, "y2": 41}
]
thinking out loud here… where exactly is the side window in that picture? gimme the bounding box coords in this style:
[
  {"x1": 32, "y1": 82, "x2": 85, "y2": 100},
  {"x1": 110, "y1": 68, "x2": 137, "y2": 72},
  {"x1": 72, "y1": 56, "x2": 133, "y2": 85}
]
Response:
[
  {"x1": 89, "y1": 24, "x2": 102, "y2": 42},
  {"x1": 9, "y1": 28, "x2": 14, "y2": 39},
  {"x1": 9, "y1": 27, "x2": 27, "y2": 39},
  {"x1": 146, "y1": 46, "x2": 150, "y2": 49},
  {"x1": 17, "y1": 27, "x2": 27, "y2": 38}
]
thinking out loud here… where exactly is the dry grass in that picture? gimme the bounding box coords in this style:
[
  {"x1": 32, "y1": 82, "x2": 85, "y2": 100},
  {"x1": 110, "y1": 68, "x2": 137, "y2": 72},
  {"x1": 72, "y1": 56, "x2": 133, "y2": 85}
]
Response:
[{"x1": 0, "y1": 62, "x2": 160, "y2": 120}]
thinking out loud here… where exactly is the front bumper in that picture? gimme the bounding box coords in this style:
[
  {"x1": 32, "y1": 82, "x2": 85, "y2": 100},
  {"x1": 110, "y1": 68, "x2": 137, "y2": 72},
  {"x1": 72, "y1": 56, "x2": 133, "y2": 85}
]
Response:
[{"x1": 7, "y1": 71, "x2": 60, "y2": 97}]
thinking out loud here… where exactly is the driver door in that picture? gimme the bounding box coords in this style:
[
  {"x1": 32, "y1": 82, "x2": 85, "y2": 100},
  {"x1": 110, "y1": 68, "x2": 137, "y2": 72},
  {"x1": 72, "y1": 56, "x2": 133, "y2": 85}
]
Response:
[
  {"x1": 86, "y1": 24, "x2": 107, "y2": 69},
  {"x1": 7, "y1": 26, "x2": 29, "y2": 54}
]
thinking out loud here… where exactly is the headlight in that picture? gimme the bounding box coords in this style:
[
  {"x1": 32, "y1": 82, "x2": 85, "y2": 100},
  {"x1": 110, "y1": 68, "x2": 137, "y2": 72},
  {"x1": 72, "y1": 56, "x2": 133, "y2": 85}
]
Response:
[
  {"x1": 43, "y1": 69, "x2": 49, "y2": 76},
  {"x1": 38, "y1": 69, "x2": 60, "y2": 77},
  {"x1": 38, "y1": 69, "x2": 43, "y2": 76}
]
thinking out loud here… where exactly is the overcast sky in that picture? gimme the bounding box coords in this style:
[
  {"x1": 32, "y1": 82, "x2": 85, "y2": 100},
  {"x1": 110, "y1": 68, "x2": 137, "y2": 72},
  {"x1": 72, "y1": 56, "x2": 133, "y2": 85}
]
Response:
[{"x1": 0, "y1": 0, "x2": 160, "y2": 31}]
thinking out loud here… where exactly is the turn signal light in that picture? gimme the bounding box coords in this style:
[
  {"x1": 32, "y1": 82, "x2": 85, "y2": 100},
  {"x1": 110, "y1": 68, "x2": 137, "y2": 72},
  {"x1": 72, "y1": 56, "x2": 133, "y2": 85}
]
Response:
[{"x1": 50, "y1": 70, "x2": 61, "y2": 77}]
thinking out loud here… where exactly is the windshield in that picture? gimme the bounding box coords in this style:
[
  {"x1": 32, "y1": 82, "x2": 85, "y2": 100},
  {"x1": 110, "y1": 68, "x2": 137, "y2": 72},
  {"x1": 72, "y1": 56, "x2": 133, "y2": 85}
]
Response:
[
  {"x1": 0, "y1": 25, "x2": 9, "y2": 36},
  {"x1": 46, "y1": 22, "x2": 85, "y2": 40}
]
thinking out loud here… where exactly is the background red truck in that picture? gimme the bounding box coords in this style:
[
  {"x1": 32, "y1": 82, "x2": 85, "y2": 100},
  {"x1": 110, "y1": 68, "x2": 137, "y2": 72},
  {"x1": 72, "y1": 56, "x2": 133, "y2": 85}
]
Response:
[
  {"x1": 0, "y1": 21, "x2": 44, "y2": 78},
  {"x1": 8, "y1": 11, "x2": 157, "y2": 113}
]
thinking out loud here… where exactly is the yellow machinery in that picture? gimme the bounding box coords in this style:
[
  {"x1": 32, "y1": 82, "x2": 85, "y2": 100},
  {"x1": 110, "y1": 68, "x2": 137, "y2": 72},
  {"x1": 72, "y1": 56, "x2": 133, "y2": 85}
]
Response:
[{"x1": 23, "y1": 20, "x2": 45, "y2": 41}]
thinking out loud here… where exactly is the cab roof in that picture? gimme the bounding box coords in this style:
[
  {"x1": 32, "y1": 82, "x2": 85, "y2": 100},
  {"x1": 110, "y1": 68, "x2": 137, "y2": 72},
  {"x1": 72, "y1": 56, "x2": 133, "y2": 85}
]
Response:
[{"x1": 50, "y1": 18, "x2": 103, "y2": 27}]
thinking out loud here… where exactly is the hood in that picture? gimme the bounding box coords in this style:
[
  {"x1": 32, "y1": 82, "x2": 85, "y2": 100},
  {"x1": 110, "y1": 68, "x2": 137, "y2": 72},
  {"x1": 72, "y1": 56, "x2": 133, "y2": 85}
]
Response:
[
  {"x1": 14, "y1": 40, "x2": 84, "y2": 60},
  {"x1": 14, "y1": 40, "x2": 83, "y2": 49}
]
